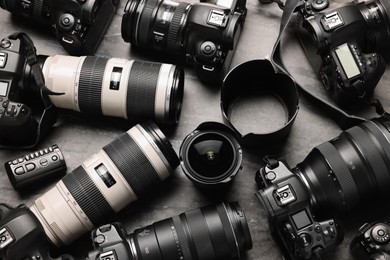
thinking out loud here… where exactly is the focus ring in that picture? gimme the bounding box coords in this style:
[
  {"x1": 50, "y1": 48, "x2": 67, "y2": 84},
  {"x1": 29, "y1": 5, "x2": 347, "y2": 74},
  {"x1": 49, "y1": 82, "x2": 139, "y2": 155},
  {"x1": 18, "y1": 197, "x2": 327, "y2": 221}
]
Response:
[
  {"x1": 78, "y1": 56, "x2": 108, "y2": 115},
  {"x1": 62, "y1": 166, "x2": 114, "y2": 226},
  {"x1": 167, "y1": 2, "x2": 190, "y2": 53},
  {"x1": 103, "y1": 132, "x2": 161, "y2": 196},
  {"x1": 126, "y1": 61, "x2": 159, "y2": 121},
  {"x1": 316, "y1": 142, "x2": 359, "y2": 208}
]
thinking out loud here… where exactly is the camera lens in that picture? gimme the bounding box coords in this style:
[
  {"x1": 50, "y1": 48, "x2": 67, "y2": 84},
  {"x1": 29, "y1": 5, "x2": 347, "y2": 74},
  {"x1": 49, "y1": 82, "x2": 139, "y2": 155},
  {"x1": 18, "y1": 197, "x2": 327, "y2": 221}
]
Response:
[
  {"x1": 296, "y1": 118, "x2": 390, "y2": 214},
  {"x1": 29, "y1": 121, "x2": 179, "y2": 247},
  {"x1": 122, "y1": 0, "x2": 190, "y2": 53},
  {"x1": 180, "y1": 122, "x2": 242, "y2": 187},
  {"x1": 127, "y1": 201, "x2": 252, "y2": 260},
  {"x1": 0, "y1": 0, "x2": 49, "y2": 23},
  {"x1": 40, "y1": 55, "x2": 184, "y2": 124}
]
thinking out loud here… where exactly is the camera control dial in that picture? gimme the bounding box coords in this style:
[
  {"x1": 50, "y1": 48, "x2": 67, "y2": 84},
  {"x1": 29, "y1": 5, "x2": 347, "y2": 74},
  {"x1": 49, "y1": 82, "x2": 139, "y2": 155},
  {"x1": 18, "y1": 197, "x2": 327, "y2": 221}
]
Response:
[{"x1": 58, "y1": 14, "x2": 76, "y2": 32}]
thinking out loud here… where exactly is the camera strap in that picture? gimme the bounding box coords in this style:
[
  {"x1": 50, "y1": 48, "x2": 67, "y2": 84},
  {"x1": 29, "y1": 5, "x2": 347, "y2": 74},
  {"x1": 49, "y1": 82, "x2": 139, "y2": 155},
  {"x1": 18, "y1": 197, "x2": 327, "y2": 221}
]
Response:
[
  {"x1": 0, "y1": 33, "x2": 63, "y2": 149},
  {"x1": 267, "y1": 0, "x2": 379, "y2": 130}
]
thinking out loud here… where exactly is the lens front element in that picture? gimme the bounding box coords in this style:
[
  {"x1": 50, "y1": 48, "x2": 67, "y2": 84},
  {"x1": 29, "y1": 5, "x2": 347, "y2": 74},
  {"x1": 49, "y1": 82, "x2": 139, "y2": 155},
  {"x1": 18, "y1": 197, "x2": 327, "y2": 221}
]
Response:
[{"x1": 180, "y1": 122, "x2": 242, "y2": 187}]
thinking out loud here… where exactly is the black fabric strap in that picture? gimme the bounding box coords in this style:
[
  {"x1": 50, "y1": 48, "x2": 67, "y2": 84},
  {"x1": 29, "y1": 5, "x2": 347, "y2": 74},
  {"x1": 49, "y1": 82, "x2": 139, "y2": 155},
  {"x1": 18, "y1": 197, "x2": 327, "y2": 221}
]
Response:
[
  {"x1": 0, "y1": 32, "x2": 62, "y2": 149},
  {"x1": 269, "y1": 0, "x2": 369, "y2": 130}
]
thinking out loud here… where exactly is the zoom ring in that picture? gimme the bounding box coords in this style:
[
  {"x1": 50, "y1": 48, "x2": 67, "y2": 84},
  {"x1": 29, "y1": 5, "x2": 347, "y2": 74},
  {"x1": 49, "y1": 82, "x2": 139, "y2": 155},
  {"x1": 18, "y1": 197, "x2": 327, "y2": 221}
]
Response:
[
  {"x1": 167, "y1": 2, "x2": 190, "y2": 53},
  {"x1": 103, "y1": 132, "x2": 161, "y2": 196},
  {"x1": 78, "y1": 57, "x2": 108, "y2": 115},
  {"x1": 62, "y1": 166, "x2": 114, "y2": 226},
  {"x1": 126, "y1": 61, "x2": 159, "y2": 120}
]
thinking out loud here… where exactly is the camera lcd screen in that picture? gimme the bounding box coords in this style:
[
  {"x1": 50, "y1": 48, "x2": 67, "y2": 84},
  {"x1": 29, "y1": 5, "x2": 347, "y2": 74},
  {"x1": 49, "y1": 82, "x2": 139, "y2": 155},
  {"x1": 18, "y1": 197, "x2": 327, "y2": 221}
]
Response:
[
  {"x1": 0, "y1": 81, "x2": 8, "y2": 96},
  {"x1": 335, "y1": 44, "x2": 360, "y2": 79},
  {"x1": 291, "y1": 210, "x2": 312, "y2": 230}
]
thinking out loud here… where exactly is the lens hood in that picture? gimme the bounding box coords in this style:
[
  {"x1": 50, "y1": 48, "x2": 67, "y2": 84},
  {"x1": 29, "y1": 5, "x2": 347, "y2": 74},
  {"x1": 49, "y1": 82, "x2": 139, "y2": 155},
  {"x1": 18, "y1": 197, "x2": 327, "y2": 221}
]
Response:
[
  {"x1": 221, "y1": 59, "x2": 299, "y2": 147},
  {"x1": 179, "y1": 121, "x2": 242, "y2": 188}
]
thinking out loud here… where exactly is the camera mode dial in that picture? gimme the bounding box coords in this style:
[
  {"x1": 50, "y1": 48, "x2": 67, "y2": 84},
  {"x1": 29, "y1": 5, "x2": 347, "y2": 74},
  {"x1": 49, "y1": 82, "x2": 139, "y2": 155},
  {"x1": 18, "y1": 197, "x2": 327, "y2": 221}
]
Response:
[
  {"x1": 58, "y1": 14, "x2": 76, "y2": 32},
  {"x1": 311, "y1": 0, "x2": 329, "y2": 11},
  {"x1": 371, "y1": 224, "x2": 390, "y2": 244}
]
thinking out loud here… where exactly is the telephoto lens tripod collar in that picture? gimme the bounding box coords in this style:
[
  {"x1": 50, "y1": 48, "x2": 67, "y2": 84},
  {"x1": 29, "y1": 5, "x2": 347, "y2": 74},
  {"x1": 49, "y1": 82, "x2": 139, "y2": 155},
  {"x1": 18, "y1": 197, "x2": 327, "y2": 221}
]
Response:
[{"x1": 221, "y1": 59, "x2": 299, "y2": 147}]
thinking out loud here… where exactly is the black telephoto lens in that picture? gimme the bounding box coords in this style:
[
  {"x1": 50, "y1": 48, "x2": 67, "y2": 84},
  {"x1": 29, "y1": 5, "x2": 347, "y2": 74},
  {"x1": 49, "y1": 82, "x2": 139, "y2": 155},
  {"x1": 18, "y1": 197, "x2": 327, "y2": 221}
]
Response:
[
  {"x1": 180, "y1": 122, "x2": 243, "y2": 188},
  {"x1": 295, "y1": 117, "x2": 390, "y2": 215},
  {"x1": 89, "y1": 201, "x2": 253, "y2": 260}
]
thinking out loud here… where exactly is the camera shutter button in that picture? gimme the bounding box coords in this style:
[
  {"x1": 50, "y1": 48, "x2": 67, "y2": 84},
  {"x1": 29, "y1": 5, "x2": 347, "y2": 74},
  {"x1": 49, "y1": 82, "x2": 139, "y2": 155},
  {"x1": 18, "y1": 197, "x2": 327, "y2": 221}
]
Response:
[
  {"x1": 59, "y1": 14, "x2": 76, "y2": 32},
  {"x1": 200, "y1": 41, "x2": 217, "y2": 57}
]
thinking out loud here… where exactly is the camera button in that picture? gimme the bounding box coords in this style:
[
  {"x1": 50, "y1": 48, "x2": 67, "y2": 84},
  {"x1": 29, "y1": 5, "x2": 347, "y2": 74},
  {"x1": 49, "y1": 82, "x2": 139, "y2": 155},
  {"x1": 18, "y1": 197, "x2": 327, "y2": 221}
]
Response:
[
  {"x1": 298, "y1": 233, "x2": 312, "y2": 248},
  {"x1": 0, "y1": 39, "x2": 11, "y2": 49},
  {"x1": 14, "y1": 166, "x2": 25, "y2": 175},
  {"x1": 26, "y1": 163, "x2": 36, "y2": 172},
  {"x1": 59, "y1": 14, "x2": 76, "y2": 32}
]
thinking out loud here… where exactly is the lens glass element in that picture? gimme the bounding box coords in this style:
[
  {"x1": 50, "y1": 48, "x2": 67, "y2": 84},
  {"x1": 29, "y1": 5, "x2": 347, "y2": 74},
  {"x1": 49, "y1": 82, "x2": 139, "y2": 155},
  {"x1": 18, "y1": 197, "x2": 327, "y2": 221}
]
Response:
[
  {"x1": 180, "y1": 122, "x2": 242, "y2": 187},
  {"x1": 188, "y1": 133, "x2": 235, "y2": 178}
]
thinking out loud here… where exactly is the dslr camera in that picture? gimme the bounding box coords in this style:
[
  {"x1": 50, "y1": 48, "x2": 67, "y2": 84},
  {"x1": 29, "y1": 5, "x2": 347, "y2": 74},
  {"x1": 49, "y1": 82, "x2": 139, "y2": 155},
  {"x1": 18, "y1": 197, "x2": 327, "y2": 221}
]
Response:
[
  {"x1": 0, "y1": 33, "x2": 58, "y2": 148},
  {"x1": 256, "y1": 157, "x2": 343, "y2": 260},
  {"x1": 0, "y1": 0, "x2": 119, "y2": 55},
  {"x1": 121, "y1": 0, "x2": 247, "y2": 84},
  {"x1": 350, "y1": 220, "x2": 390, "y2": 260},
  {"x1": 256, "y1": 116, "x2": 390, "y2": 259},
  {"x1": 296, "y1": 0, "x2": 389, "y2": 104}
]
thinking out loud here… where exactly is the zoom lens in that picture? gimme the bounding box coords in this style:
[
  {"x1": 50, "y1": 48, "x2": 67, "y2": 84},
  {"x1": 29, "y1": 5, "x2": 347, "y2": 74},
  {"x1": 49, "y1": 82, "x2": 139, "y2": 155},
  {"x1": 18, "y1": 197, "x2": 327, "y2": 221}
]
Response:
[
  {"x1": 122, "y1": 0, "x2": 190, "y2": 54},
  {"x1": 0, "y1": 0, "x2": 49, "y2": 23},
  {"x1": 40, "y1": 55, "x2": 184, "y2": 124},
  {"x1": 180, "y1": 122, "x2": 242, "y2": 187},
  {"x1": 29, "y1": 121, "x2": 179, "y2": 247},
  {"x1": 120, "y1": 201, "x2": 251, "y2": 260},
  {"x1": 296, "y1": 118, "x2": 390, "y2": 214}
]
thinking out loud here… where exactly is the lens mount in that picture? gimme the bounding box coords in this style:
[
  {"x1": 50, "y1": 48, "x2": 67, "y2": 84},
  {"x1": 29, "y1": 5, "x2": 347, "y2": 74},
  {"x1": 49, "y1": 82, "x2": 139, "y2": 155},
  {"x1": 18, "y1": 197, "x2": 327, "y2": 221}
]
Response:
[
  {"x1": 122, "y1": 0, "x2": 144, "y2": 43},
  {"x1": 180, "y1": 122, "x2": 242, "y2": 188},
  {"x1": 168, "y1": 65, "x2": 184, "y2": 124}
]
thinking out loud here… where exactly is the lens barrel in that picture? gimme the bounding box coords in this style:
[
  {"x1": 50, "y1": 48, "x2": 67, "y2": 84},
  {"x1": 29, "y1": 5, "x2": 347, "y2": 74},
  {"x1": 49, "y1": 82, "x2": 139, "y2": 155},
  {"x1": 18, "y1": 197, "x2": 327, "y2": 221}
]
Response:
[
  {"x1": 296, "y1": 118, "x2": 390, "y2": 214},
  {"x1": 29, "y1": 121, "x2": 179, "y2": 247},
  {"x1": 0, "y1": 0, "x2": 49, "y2": 23},
  {"x1": 179, "y1": 122, "x2": 243, "y2": 188},
  {"x1": 128, "y1": 201, "x2": 252, "y2": 260},
  {"x1": 41, "y1": 55, "x2": 184, "y2": 124},
  {"x1": 122, "y1": 0, "x2": 190, "y2": 53}
]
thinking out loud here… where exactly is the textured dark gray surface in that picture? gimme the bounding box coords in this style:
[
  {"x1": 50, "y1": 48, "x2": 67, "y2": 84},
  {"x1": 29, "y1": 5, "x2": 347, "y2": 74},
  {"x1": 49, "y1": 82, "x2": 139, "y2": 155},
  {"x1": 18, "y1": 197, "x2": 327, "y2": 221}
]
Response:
[{"x1": 0, "y1": 0, "x2": 390, "y2": 259}]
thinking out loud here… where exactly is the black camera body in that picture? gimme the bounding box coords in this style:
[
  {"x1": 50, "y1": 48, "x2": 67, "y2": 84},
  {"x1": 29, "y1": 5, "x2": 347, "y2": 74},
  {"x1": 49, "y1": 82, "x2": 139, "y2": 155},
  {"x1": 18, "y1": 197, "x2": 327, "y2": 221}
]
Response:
[
  {"x1": 0, "y1": 204, "x2": 72, "y2": 260},
  {"x1": 184, "y1": 0, "x2": 247, "y2": 84},
  {"x1": 255, "y1": 158, "x2": 343, "y2": 260},
  {"x1": 88, "y1": 223, "x2": 131, "y2": 259},
  {"x1": 0, "y1": 0, "x2": 119, "y2": 55},
  {"x1": 296, "y1": 0, "x2": 389, "y2": 104},
  {"x1": 122, "y1": 0, "x2": 246, "y2": 84},
  {"x1": 0, "y1": 36, "x2": 40, "y2": 147},
  {"x1": 350, "y1": 221, "x2": 390, "y2": 260}
]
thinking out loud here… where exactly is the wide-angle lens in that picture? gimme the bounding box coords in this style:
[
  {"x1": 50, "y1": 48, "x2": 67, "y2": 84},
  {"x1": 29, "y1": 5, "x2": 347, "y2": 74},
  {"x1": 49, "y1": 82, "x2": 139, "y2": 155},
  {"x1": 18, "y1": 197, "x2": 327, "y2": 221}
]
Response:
[
  {"x1": 122, "y1": 0, "x2": 190, "y2": 53},
  {"x1": 29, "y1": 121, "x2": 179, "y2": 247},
  {"x1": 296, "y1": 118, "x2": 390, "y2": 214},
  {"x1": 40, "y1": 55, "x2": 184, "y2": 124},
  {"x1": 179, "y1": 122, "x2": 242, "y2": 187},
  {"x1": 128, "y1": 201, "x2": 252, "y2": 260}
]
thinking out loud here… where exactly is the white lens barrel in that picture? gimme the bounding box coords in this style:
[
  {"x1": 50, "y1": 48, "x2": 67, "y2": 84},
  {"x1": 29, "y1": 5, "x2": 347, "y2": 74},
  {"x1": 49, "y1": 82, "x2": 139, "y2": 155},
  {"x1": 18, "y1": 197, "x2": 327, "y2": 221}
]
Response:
[
  {"x1": 30, "y1": 122, "x2": 178, "y2": 247},
  {"x1": 42, "y1": 55, "x2": 183, "y2": 124}
]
